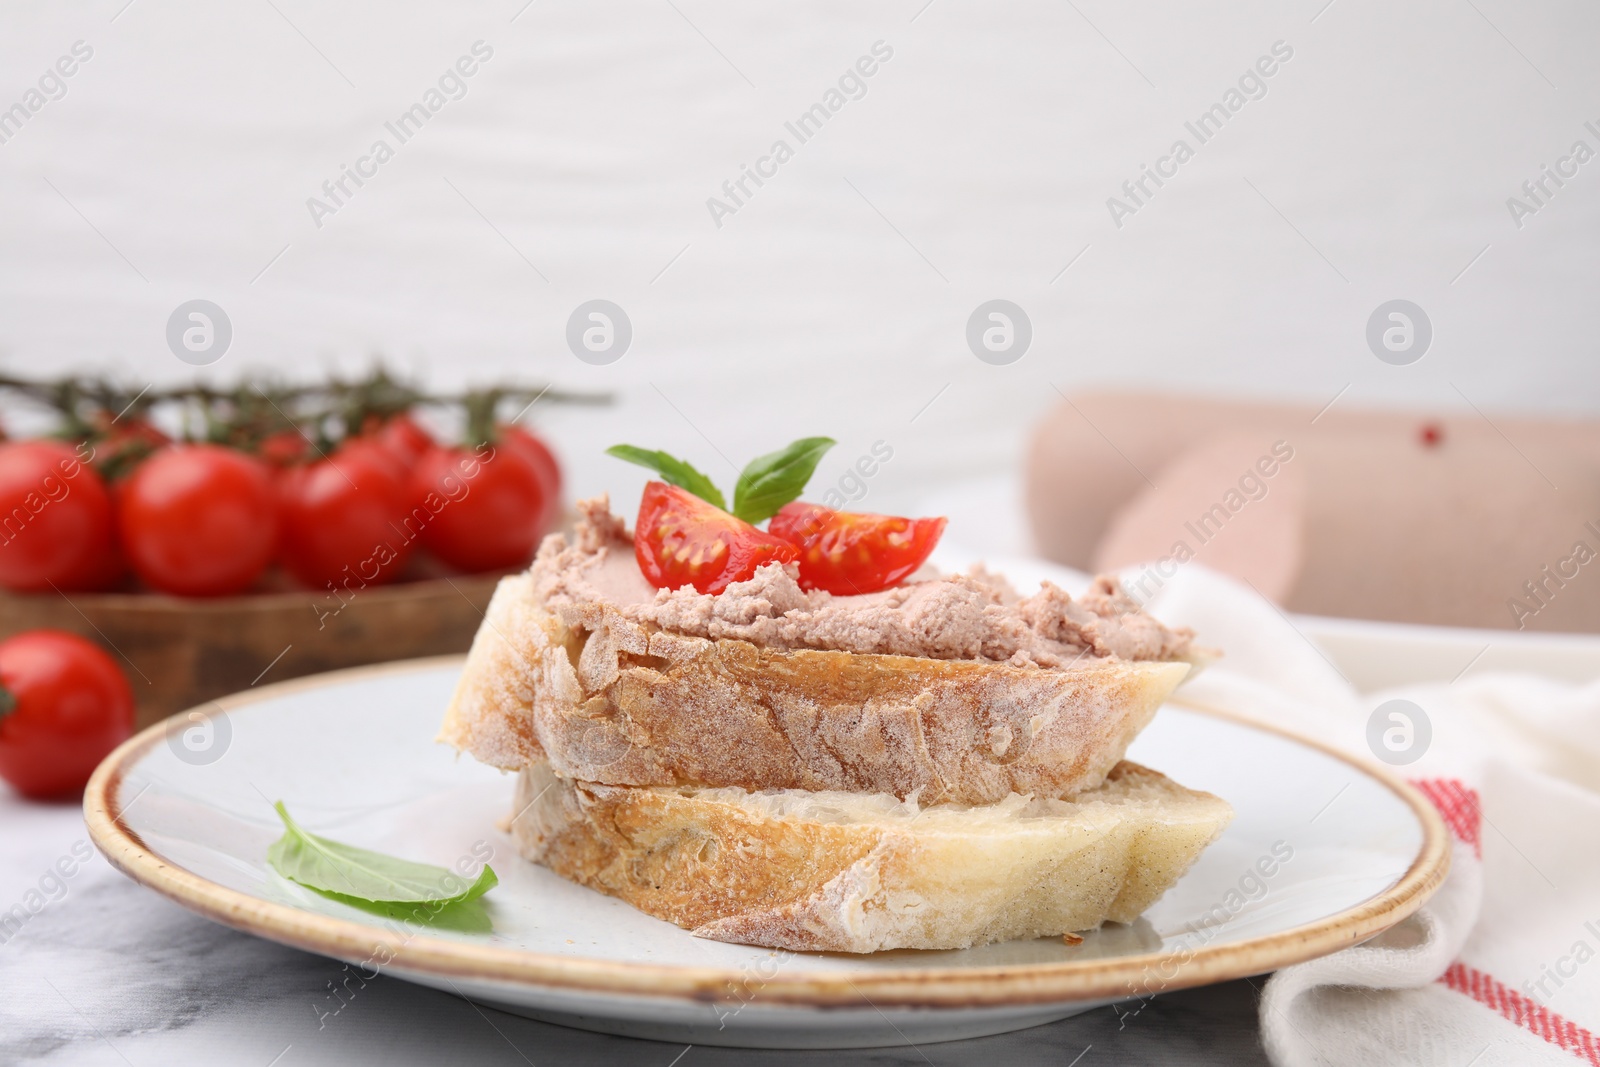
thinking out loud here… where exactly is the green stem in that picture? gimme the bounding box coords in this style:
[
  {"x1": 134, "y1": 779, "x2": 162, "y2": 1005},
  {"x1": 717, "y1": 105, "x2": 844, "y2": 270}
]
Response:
[
  {"x1": 461, "y1": 390, "x2": 503, "y2": 450},
  {"x1": 0, "y1": 370, "x2": 613, "y2": 453}
]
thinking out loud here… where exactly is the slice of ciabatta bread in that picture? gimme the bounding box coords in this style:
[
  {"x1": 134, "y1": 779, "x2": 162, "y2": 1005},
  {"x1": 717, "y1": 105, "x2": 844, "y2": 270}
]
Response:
[
  {"x1": 441, "y1": 569, "x2": 1193, "y2": 805},
  {"x1": 507, "y1": 759, "x2": 1232, "y2": 953}
]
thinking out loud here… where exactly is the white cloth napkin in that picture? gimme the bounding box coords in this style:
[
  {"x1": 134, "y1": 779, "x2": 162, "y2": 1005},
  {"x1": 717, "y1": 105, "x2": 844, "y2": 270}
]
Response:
[{"x1": 1140, "y1": 566, "x2": 1600, "y2": 1067}]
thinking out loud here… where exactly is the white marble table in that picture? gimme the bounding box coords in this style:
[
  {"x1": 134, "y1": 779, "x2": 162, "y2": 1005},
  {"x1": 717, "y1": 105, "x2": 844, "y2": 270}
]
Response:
[{"x1": 1, "y1": 789, "x2": 1268, "y2": 1067}]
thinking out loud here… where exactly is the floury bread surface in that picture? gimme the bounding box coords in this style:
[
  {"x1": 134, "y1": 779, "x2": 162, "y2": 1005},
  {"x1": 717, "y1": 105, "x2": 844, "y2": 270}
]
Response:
[
  {"x1": 439, "y1": 497, "x2": 1200, "y2": 805},
  {"x1": 507, "y1": 760, "x2": 1234, "y2": 953}
]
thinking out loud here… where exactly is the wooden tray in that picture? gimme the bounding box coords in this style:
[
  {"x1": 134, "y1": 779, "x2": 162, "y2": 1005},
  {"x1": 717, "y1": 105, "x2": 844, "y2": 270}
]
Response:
[{"x1": 0, "y1": 574, "x2": 503, "y2": 728}]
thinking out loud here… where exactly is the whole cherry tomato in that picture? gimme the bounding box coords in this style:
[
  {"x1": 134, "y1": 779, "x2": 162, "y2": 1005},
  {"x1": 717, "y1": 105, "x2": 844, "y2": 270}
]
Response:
[
  {"x1": 278, "y1": 439, "x2": 414, "y2": 589},
  {"x1": 68, "y1": 505, "x2": 129, "y2": 593},
  {"x1": 119, "y1": 445, "x2": 278, "y2": 597},
  {"x1": 258, "y1": 429, "x2": 311, "y2": 469},
  {"x1": 634, "y1": 482, "x2": 800, "y2": 594},
  {"x1": 369, "y1": 413, "x2": 436, "y2": 470},
  {"x1": 768, "y1": 503, "x2": 946, "y2": 595},
  {"x1": 85, "y1": 412, "x2": 171, "y2": 482},
  {"x1": 0, "y1": 440, "x2": 116, "y2": 593},
  {"x1": 0, "y1": 630, "x2": 135, "y2": 799},
  {"x1": 410, "y1": 443, "x2": 546, "y2": 572},
  {"x1": 499, "y1": 425, "x2": 562, "y2": 529}
]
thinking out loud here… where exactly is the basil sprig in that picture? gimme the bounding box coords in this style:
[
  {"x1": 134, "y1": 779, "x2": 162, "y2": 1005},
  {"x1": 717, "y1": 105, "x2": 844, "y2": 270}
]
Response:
[
  {"x1": 607, "y1": 436, "x2": 836, "y2": 524},
  {"x1": 266, "y1": 801, "x2": 497, "y2": 909},
  {"x1": 730, "y1": 437, "x2": 835, "y2": 523}
]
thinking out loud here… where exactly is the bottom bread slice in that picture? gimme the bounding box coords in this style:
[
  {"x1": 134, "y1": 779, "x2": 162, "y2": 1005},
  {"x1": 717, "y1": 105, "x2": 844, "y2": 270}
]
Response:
[{"x1": 507, "y1": 760, "x2": 1233, "y2": 953}]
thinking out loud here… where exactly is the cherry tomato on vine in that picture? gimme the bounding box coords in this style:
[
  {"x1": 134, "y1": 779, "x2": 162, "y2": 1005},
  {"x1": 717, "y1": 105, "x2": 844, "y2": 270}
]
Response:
[
  {"x1": 278, "y1": 439, "x2": 414, "y2": 589},
  {"x1": 499, "y1": 425, "x2": 562, "y2": 529},
  {"x1": 368, "y1": 413, "x2": 436, "y2": 470},
  {"x1": 0, "y1": 440, "x2": 116, "y2": 593},
  {"x1": 68, "y1": 509, "x2": 129, "y2": 593},
  {"x1": 257, "y1": 429, "x2": 311, "y2": 469},
  {"x1": 634, "y1": 482, "x2": 799, "y2": 595},
  {"x1": 85, "y1": 412, "x2": 171, "y2": 481},
  {"x1": 0, "y1": 630, "x2": 134, "y2": 799},
  {"x1": 410, "y1": 444, "x2": 546, "y2": 572},
  {"x1": 118, "y1": 445, "x2": 278, "y2": 597},
  {"x1": 768, "y1": 503, "x2": 945, "y2": 595}
]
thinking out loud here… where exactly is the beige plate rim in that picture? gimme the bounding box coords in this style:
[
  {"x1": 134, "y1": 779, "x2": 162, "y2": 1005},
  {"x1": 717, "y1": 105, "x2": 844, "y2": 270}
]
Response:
[{"x1": 85, "y1": 655, "x2": 1451, "y2": 1011}]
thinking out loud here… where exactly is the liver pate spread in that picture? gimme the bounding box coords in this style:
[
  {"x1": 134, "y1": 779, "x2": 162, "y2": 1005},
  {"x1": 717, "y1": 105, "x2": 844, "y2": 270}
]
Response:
[{"x1": 532, "y1": 495, "x2": 1194, "y2": 666}]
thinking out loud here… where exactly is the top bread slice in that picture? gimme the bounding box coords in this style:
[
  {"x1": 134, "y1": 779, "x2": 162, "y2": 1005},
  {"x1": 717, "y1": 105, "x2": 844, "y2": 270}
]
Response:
[{"x1": 441, "y1": 567, "x2": 1193, "y2": 805}]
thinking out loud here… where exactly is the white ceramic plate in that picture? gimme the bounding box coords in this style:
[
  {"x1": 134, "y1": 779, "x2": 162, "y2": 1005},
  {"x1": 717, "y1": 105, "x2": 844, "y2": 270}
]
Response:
[{"x1": 87, "y1": 657, "x2": 1448, "y2": 1050}]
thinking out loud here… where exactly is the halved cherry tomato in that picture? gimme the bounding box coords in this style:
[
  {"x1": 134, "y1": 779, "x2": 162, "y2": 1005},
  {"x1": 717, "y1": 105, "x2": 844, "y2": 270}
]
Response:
[
  {"x1": 0, "y1": 440, "x2": 116, "y2": 593},
  {"x1": 635, "y1": 482, "x2": 799, "y2": 595},
  {"x1": 0, "y1": 629, "x2": 135, "y2": 799},
  {"x1": 768, "y1": 502, "x2": 946, "y2": 595},
  {"x1": 119, "y1": 444, "x2": 278, "y2": 597},
  {"x1": 278, "y1": 439, "x2": 414, "y2": 589},
  {"x1": 410, "y1": 443, "x2": 546, "y2": 572},
  {"x1": 499, "y1": 425, "x2": 561, "y2": 529}
]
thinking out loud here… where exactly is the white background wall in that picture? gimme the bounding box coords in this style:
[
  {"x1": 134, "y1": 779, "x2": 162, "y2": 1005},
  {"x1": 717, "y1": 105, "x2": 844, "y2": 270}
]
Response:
[{"x1": 2, "y1": 0, "x2": 1596, "y2": 522}]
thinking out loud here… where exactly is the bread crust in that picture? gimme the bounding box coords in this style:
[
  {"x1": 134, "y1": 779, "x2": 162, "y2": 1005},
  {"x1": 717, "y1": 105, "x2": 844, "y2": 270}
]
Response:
[
  {"x1": 508, "y1": 760, "x2": 1233, "y2": 953},
  {"x1": 441, "y1": 573, "x2": 1192, "y2": 804}
]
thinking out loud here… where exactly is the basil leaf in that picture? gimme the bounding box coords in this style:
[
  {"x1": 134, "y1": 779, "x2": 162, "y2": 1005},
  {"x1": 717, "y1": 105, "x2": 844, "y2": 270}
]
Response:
[
  {"x1": 731, "y1": 437, "x2": 836, "y2": 524},
  {"x1": 324, "y1": 893, "x2": 494, "y2": 934},
  {"x1": 266, "y1": 801, "x2": 497, "y2": 908},
  {"x1": 605, "y1": 445, "x2": 727, "y2": 510}
]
